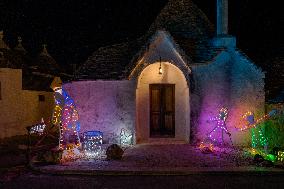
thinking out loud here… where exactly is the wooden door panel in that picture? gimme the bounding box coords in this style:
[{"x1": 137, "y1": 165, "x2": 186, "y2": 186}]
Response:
[
  {"x1": 164, "y1": 114, "x2": 173, "y2": 132},
  {"x1": 151, "y1": 114, "x2": 160, "y2": 133},
  {"x1": 151, "y1": 89, "x2": 160, "y2": 112},
  {"x1": 165, "y1": 86, "x2": 173, "y2": 111},
  {"x1": 150, "y1": 84, "x2": 175, "y2": 137}
]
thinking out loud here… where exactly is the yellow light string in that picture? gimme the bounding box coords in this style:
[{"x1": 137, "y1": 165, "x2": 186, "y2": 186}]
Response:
[{"x1": 236, "y1": 111, "x2": 270, "y2": 131}]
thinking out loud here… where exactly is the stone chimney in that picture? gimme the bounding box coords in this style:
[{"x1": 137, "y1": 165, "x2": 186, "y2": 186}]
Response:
[
  {"x1": 212, "y1": 0, "x2": 235, "y2": 49},
  {"x1": 216, "y1": 0, "x2": 228, "y2": 36}
]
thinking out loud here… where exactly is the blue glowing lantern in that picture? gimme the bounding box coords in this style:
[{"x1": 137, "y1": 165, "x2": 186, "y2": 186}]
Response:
[{"x1": 83, "y1": 131, "x2": 103, "y2": 156}]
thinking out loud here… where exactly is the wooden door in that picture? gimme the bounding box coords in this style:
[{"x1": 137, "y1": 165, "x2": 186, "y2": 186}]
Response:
[{"x1": 150, "y1": 84, "x2": 175, "y2": 137}]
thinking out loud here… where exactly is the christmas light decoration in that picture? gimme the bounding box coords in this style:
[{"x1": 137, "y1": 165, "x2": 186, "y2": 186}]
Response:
[
  {"x1": 267, "y1": 154, "x2": 277, "y2": 162},
  {"x1": 199, "y1": 107, "x2": 232, "y2": 152},
  {"x1": 199, "y1": 142, "x2": 214, "y2": 152},
  {"x1": 51, "y1": 79, "x2": 81, "y2": 153},
  {"x1": 61, "y1": 143, "x2": 83, "y2": 163},
  {"x1": 247, "y1": 148, "x2": 276, "y2": 162},
  {"x1": 206, "y1": 107, "x2": 232, "y2": 145},
  {"x1": 29, "y1": 118, "x2": 46, "y2": 135},
  {"x1": 120, "y1": 128, "x2": 133, "y2": 146},
  {"x1": 277, "y1": 151, "x2": 284, "y2": 162},
  {"x1": 236, "y1": 110, "x2": 277, "y2": 131},
  {"x1": 251, "y1": 127, "x2": 267, "y2": 148},
  {"x1": 83, "y1": 131, "x2": 103, "y2": 158},
  {"x1": 236, "y1": 110, "x2": 277, "y2": 149}
]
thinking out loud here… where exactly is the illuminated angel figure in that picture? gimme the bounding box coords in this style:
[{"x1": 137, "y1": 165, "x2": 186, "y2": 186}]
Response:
[
  {"x1": 120, "y1": 128, "x2": 133, "y2": 146},
  {"x1": 51, "y1": 77, "x2": 81, "y2": 150},
  {"x1": 206, "y1": 107, "x2": 232, "y2": 145}
]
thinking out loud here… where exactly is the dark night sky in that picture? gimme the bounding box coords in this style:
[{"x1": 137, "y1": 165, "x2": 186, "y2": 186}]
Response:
[{"x1": 0, "y1": 0, "x2": 283, "y2": 72}]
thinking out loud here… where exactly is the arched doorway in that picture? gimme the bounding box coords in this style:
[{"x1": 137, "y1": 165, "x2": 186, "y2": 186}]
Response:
[{"x1": 136, "y1": 62, "x2": 190, "y2": 143}]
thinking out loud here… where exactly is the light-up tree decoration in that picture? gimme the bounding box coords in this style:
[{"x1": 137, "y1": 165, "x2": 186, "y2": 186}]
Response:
[
  {"x1": 51, "y1": 77, "x2": 81, "y2": 151},
  {"x1": 206, "y1": 107, "x2": 232, "y2": 145}
]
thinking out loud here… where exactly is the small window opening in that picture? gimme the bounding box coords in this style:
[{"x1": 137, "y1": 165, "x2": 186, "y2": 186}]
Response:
[{"x1": 39, "y1": 95, "x2": 45, "y2": 102}]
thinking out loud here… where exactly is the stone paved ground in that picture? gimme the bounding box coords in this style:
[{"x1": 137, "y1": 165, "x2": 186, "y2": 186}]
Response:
[
  {"x1": 40, "y1": 144, "x2": 275, "y2": 173},
  {"x1": 2, "y1": 144, "x2": 284, "y2": 186}
]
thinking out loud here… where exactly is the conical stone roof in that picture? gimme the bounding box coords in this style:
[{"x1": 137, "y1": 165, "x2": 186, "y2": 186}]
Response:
[
  {"x1": 77, "y1": 0, "x2": 214, "y2": 80},
  {"x1": 148, "y1": 0, "x2": 214, "y2": 40}
]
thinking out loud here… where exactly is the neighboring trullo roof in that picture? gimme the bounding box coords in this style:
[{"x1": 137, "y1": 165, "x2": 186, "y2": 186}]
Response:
[
  {"x1": 23, "y1": 45, "x2": 62, "y2": 92},
  {"x1": 0, "y1": 33, "x2": 61, "y2": 92},
  {"x1": 14, "y1": 36, "x2": 27, "y2": 54},
  {"x1": 0, "y1": 34, "x2": 29, "y2": 69},
  {"x1": 0, "y1": 31, "x2": 13, "y2": 68},
  {"x1": 29, "y1": 44, "x2": 61, "y2": 75},
  {"x1": 0, "y1": 31, "x2": 9, "y2": 50},
  {"x1": 77, "y1": 0, "x2": 218, "y2": 80},
  {"x1": 40, "y1": 44, "x2": 51, "y2": 57}
]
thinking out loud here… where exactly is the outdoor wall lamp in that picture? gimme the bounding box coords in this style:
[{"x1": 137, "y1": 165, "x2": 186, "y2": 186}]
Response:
[{"x1": 158, "y1": 56, "x2": 163, "y2": 75}]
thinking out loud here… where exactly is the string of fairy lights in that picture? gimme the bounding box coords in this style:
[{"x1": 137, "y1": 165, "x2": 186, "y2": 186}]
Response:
[
  {"x1": 49, "y1": 78, "x2": 283, "y2": 164},
  {"x1": 52, "y1": 88, "x2": 81, "y2": 151},
  {"x1": 236, "y1": 109, "x2": 277, "y2": 131},
  {"x1": 207, "y1": 107, "x2": 232, "y2": 144},
  {"x1": 236, "y1": 110, "x2": 278, "y2": 148},
  {"x1": 199, "y1": 107, "x2": 232, "y2": 152},
  {"x1": 29, "y1": 119, "x2": 46, "y2": 135},
  {"x1": 251, "y1": 127, "x2": 267, "y2": 148}
]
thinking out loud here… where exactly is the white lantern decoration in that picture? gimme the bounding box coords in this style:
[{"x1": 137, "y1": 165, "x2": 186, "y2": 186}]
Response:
[{"x1": 120, "y1": 128, "x2": 133, "y2": 146}]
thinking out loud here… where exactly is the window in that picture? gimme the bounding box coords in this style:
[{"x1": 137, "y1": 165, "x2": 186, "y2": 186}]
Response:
[{"x1": 38, "y1": 94, "x2": 45, "y2": 102}]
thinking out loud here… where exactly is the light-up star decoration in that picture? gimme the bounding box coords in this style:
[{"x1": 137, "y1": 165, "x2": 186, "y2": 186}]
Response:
[
  {"x1": 206, "y1": 107, "x2": 232, "y2": 145},
  {"x1": 51, "y1": 77, "x2": 81, "y2": 152}
]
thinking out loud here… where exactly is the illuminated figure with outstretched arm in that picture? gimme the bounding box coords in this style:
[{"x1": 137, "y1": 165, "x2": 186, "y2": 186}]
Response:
[
  {"x1": 207, "y1": 107, "x2": 233, "y2": 145},
  {"x1": 236, "y1": 110, "x2": 277, "y2": 150},
  {"x1": 51, "y1": 77, "x2": 81, "y2": 150}
]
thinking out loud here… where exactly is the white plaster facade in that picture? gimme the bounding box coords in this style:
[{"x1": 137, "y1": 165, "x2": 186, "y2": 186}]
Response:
[
  {"x1": 0, "y1": 68, "x2": 54, "y2": 138},
  {"x1": 64, "y1": 81, "x2": 136, "y2": 144},
  {"x1": 65, "y1": 32, "x2": 192, "y2": 144},
  {"x1": 65, "y1": 31, "x2": 264, "y2": 146}
]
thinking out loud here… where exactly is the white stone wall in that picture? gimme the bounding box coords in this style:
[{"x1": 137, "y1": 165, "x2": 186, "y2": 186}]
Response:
[
  {"x1": 191, "y1": 51, "x2": 232, "y2": 143},
  {"x1": 21, "y1": 90, "x2": 54, "y2": 131},
  {"x1": 229, "y1": 50, "x2": 265, "y2": 146},
  {"x1": 64, "y1": 80, "x2": 136, "y2": 144},
  {"x1": 191, "y1": 50, "x2": 265, "y2": 146},
  {"x1": 0, "y1": 68, "x2": 54, "y2": 138},
  {"x1": 0, "y1": 68, "x2": 23, "y2": 138}
]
